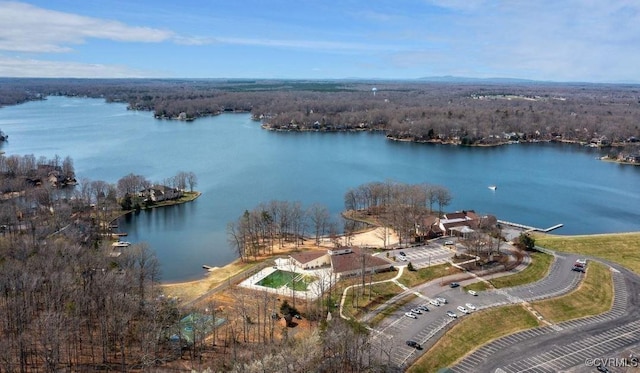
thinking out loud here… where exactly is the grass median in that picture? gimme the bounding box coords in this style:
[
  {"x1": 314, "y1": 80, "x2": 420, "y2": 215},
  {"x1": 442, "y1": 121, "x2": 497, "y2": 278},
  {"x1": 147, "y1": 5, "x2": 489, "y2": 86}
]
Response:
[
  {"x1": 534, "y1": 232, "x2": 640, "y2": 275},
  {"x1": 489, "y1": 251, "x2": 553, "y2": 288},
  {"x1": 341, "y1": 281, "x2": 404, "y2": 319},
  {"x1": 398, "y1": 263, "x2": 462, "y2": 288},
  {"x1": 531, "y1": 260, "x2": 613, "y2": 322},
  {"x1": 408, "y1": 304, "x2": 540, "y2": 373}
]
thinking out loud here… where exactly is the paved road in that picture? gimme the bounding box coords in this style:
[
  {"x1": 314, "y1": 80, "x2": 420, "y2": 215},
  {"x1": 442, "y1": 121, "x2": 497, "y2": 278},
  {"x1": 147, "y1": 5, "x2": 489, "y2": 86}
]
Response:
[
  {"x1": 450, "y1": 260, "x2": 640, "y2": 373},
  {"x1": 366, "y1": 250, "x2": 629, "y2": 370}
]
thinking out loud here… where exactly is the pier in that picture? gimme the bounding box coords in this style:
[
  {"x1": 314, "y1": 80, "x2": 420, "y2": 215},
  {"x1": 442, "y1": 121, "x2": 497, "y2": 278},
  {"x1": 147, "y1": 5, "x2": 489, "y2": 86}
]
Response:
[{"x1": 498, "y1": 220, "x2": 563, "y2": 233}]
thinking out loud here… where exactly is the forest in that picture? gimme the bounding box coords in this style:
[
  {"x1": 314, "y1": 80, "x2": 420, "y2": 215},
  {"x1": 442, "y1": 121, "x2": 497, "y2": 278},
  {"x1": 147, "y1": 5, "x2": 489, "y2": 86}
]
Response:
[
  {"x1": 0, "y1": 153, "x2": 399, "y2": 372},
  {"x1": 1, "y1": 78, "x2": 639, "y2": 155}
]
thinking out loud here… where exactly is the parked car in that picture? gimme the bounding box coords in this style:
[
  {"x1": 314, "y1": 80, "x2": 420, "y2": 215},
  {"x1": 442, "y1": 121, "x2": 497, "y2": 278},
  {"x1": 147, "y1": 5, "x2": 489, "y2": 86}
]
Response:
[
  {"x1": 449, "y1": 282, "x2": 460, "y2": 288},
  {"x1": 444, "y1": 241, "x2": 454, "y2": 246},
  {"x1": 596, "y1": 364, "x2": 610, "y2": 373},
  {"x1": 405, "y1": 312, "x2": 417, "y2": 319},
  {"x1": 399, "y1": 251, "x2": 406, "y2": 256},
  {"x1": 406, "y1": 340, "x2": 421, "y2": 349},
  {"x1": 436, "y1": 297, "x2": 447, "y2": 304},
  {"x1": 410, "y1": 308, "x2": 422, "y2": 314},
  {"x1": 418, "y1": 305, "x2": 429, "y2": 312},
  {"x1": 457, "y1": 306, "x2": 470, "y2": 314},
  {"x1": 399, "y1": 256, "x2": 408, "y2": 261},
  {"x1": 468, "y1": 290, "x2": 478, "y2": 296},
  {"x1": 429, "y1": 299, "x2": 440, "y2": 306},
  {"x1": 465, "y1": 303, "x2": 477, "y2": 310},
  {"x1": 446, "y1": 310, "x2": 457, "y2": 318}
]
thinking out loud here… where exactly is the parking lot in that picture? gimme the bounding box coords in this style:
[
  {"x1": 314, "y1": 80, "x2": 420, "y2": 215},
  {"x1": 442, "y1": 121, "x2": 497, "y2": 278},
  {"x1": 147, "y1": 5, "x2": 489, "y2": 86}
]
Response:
[
  {"x1": 387, "y1": 239, "x2": 457, "y2": 268},
  {"x1": 369, "y1": 250, "x2": 599, "y2": 369}
]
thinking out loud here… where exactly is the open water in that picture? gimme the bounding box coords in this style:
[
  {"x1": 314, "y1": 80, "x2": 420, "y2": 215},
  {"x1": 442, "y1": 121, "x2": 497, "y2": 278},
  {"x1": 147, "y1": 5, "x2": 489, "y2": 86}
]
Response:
[{"x1": 1, "y1": 96, "x2": 639, "y2": 281}]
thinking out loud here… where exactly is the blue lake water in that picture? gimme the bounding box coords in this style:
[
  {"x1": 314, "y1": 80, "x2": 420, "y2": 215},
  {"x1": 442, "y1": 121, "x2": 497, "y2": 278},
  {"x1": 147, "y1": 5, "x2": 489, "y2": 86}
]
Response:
[{"x1": 1, "y1": 96, "x2": 639, "y2": 281}]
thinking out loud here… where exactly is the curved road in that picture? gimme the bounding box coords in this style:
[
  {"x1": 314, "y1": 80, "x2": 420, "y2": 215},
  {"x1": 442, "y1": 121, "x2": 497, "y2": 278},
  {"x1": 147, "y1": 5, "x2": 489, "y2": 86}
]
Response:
[
  {"x1": 365, "y1": 250, "x2": 640, "y2": 372},
  {"x1": 451, "y1": 258, "x2": 640, "y2": 373}
]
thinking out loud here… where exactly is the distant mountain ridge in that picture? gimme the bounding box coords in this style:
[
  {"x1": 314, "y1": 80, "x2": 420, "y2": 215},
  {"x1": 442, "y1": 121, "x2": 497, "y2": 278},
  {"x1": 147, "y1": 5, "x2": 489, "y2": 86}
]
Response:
[{"x1": 417, "y1": 75, "x2": 539, "y2": 83}]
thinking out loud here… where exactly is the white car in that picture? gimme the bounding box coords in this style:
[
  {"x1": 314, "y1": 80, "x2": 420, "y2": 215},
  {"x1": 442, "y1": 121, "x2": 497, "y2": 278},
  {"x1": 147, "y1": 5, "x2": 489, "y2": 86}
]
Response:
[
  {"x1": 436, "y1": 297, "x2": 447, "y2": 304},
  {"x1": 429, "y1": 299, "x2": 440, "y2": 306},
  {"x1": 399, "y1": 256, "x2": 408, "y2": 261},
  {"x1": 446, "y1": 310, "x2": 457, "y2": 318},
  {"x1": 468, "y1": 290, "x2": 478, "y2": 296},
  {"x1": 444, "y1": 240, "x2": 454, "y2": 246},
  {"x1": 410, "y1": 308, "x2": 422, "y2": 314},
  {"x1": 457, "y1": 306, "x2": 470, "y2": 314},
  {"x1": 405, "y1": 312, "x2": 417, "y2": 319},
  {"x1": 465, "y1": 303, "x2": 477, "y2": 311}
]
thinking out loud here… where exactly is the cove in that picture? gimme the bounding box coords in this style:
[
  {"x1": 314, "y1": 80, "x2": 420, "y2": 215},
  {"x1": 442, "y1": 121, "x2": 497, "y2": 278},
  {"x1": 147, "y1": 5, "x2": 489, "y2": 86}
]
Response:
[{"x1": 1, "y1": 96, "x2": 639, "y2": 281}]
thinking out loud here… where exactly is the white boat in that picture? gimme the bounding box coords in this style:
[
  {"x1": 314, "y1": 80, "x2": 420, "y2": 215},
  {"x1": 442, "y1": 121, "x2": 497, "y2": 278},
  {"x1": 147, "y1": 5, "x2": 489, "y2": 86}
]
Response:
[
  {"x1": 111, "y1": 241, "x2": 131, "y2": 248},
  {"x1": 488, "y1": 185, "x2": 497, "y2": 190}
]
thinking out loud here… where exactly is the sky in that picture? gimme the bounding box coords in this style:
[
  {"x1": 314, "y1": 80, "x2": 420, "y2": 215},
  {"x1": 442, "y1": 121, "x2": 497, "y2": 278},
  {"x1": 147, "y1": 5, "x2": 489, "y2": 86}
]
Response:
[{"x1": 0, "y1": 0, "x2": 639, "y2": 82}]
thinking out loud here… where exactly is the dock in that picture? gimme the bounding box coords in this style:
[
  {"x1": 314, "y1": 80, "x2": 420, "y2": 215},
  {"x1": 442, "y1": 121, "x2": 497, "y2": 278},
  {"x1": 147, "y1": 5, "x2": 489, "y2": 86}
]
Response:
[{"x1": 498, "y1": 220, "x2": 563, "y2": 233}]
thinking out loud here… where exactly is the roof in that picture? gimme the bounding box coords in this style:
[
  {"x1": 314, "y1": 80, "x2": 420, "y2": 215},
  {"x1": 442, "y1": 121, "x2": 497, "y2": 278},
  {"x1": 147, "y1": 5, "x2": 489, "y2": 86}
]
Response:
[
  {"x1": 290, "y1": 251, "x2": 327, "y2": 264},
  {"x1": 330, "y1": 247, "x2": 392, "y2": 274}
]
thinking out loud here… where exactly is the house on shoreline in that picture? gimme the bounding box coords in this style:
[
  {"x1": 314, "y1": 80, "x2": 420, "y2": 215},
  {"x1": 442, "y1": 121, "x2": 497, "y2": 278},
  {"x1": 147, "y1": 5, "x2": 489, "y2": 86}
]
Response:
[{"x1": 139, "y1": 185, "x2": 183, "y2": 203}]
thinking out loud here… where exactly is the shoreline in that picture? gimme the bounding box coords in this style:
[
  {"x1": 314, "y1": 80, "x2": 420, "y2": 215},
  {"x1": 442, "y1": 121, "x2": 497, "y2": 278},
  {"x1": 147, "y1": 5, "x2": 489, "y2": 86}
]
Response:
[
  {"x1": 159, "y1": 224, "x2": 639, "y2": 304},
  {"x1": 107, "y1": 191, "x2": 201, "y2": 235}
]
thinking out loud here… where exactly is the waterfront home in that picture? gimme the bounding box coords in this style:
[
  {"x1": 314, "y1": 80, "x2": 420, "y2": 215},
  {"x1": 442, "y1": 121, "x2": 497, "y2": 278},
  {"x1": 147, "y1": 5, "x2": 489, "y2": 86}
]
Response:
[{"x1": 139, "y1": 185, "x2": 183, "y2": 202}]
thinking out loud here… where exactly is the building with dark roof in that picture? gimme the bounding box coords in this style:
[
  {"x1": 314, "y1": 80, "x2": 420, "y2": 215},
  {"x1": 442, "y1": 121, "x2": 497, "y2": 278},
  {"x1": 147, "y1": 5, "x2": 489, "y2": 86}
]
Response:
[{"x1": 288, "y1": 247, "x2": 393, "y2": 280}]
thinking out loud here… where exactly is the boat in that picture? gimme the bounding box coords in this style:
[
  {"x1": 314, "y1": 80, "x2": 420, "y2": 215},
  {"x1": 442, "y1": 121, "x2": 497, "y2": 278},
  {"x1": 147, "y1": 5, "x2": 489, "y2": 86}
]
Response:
[
  {"x1": 111, "y1": 241, "x2": 131, "y2": 248},
  {"x1": 0, "y1": 130, "x2": 7, "y2": 141},
  {"x1": 488, "y1": 185, "x2": 497, "y2": 190}
]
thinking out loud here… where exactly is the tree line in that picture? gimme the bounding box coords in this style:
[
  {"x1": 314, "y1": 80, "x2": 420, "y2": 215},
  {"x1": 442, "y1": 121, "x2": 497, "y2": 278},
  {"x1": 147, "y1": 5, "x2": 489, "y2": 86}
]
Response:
[
  {"x1": 1, "y1": 78, "x2": 638, "y2": 148},
  {"x1": 0, "y1": 153, "x2": 220, "y2": 370},
  {"x1": 227, "y1": 200, "x2": 337, "y2": 261},
  {"x1": 345, "y1": 181, "x2": 452, "y2": 245}
]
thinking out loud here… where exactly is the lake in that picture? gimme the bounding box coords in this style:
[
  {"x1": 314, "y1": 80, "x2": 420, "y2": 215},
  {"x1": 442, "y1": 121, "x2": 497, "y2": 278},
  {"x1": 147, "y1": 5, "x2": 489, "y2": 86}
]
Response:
[{"x1": 1, "y1": 96, "x2": 639, "y2": 281}]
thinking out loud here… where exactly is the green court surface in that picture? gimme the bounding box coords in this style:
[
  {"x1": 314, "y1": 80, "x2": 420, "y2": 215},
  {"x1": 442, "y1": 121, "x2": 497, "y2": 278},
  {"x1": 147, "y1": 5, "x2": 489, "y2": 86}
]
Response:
[{"x1": 256, "y1": 270, "x2": 315, "y2": 291}]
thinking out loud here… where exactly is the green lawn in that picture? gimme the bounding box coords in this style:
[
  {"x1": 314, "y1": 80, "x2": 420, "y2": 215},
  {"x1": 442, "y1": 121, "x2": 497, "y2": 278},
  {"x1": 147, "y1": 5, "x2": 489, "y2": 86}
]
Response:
[
  {"x1": 489, "y1": 251, "x2": 553, "y2": 288},
  {"x1": 534, "y1": 232, "x2": 640, "y2": 274},
  {"x1": 398, "y1": 263, "x2": 461, "y2": 288},
  {"x1": 408, "y1": 305, "x2": 540, "y2": 373},
  {"x1": 463, "y1": 281, "x2": 490, "y2": 293},
  {"x1": 342, "y1": 281, "x2": 405, "y2": 319},
  {"x1": 532, "y1": 261, "x2": 613, "y2": 322}
]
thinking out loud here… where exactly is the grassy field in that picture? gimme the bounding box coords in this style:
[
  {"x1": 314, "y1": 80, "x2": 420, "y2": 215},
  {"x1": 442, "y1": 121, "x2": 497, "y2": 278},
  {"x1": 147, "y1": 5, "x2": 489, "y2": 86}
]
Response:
[
  {"x1": 398, "y1": 263, "x2": 462, "y2": 288},
  {"x1": 368, "y1": 293, "x2": 418, "y2": 326},
  {"x1": 489, "y1": 251, "x2": 553, "y2": 289},
  {"x1": 532, "y1": 261, "x2": 613, "y2": 322},
  {"x1": 463, "y1": 281, "x2": 490, "y2": 292},
  {"x1": 341, "y1": 281, "x2": 404, "y2": 319},
  {"x1": 408, "y1": 305, "x2": 540, "y2": 373},
  {"x1": 534, "y1": 232, "x2": 640, "y2": 274}
]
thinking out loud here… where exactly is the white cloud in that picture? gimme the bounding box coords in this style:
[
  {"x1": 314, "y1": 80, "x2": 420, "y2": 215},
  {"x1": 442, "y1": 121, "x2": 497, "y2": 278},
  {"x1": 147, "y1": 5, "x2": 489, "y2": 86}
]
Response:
[
  {"x1": 0, "y1": 56, "x2": 164, "y2": 78},
  {"x1": 0, "y1": 1, "x2": 174, "y2": 53}
]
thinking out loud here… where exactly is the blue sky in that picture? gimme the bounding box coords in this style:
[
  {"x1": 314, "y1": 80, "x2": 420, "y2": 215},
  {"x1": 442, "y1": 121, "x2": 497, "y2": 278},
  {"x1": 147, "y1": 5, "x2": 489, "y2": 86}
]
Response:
[{"x1": 0, "y1": 0, "x2": 638, "y2": 82}]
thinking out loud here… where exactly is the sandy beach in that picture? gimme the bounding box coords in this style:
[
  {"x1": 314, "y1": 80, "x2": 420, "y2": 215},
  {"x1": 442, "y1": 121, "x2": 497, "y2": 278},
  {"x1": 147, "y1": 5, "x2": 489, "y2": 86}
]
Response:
[{"x1": 160, "y1": 227, "x2": 400, "y2": 304}]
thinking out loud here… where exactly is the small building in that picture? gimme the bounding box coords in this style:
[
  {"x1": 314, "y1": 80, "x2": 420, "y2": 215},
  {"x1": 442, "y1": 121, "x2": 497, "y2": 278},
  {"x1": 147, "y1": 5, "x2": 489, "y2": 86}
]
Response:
[
  {"x1": 289, "y1": 251, "x2": 330, "y2": 269},
  {"x1": 287, "y1": 247, "x2": 393, "y2": 280},
  {"x1": 328, "y1": 247, "x2": 393, "y2": 279}
]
